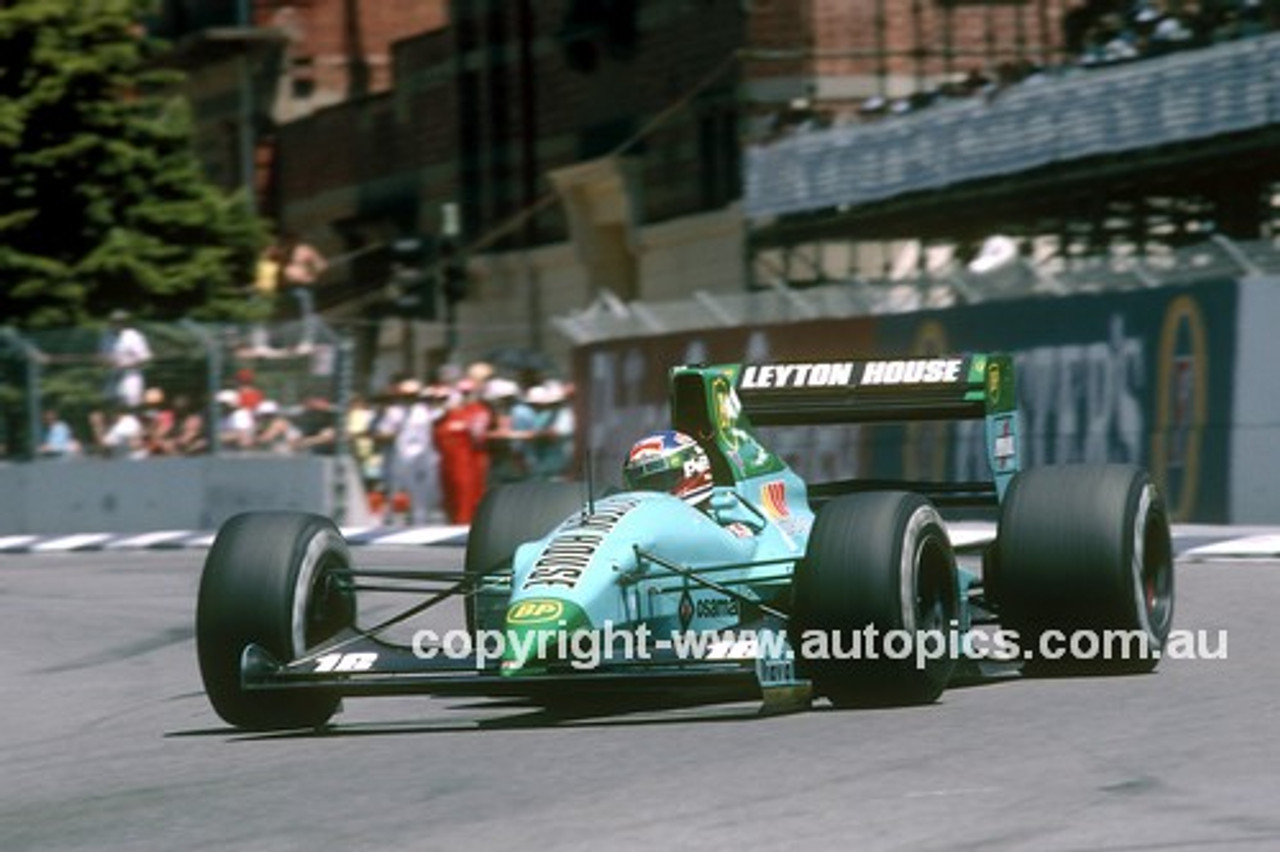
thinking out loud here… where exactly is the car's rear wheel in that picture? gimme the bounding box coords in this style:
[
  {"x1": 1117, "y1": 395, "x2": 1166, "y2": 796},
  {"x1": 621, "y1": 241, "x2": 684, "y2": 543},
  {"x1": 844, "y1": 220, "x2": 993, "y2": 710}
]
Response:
[
  {"x1": 464, "y1": 481, "x2": 583, "y2": 633},
  {"x1": 792, "y1": 491, "x2": 959, "y2": 707},
  {"x1": 196, "y1": 511, "x2": 355, "y2": 730},
  {"x1": 991, "y1": 464, "x2": 1174, "y2": 674}
]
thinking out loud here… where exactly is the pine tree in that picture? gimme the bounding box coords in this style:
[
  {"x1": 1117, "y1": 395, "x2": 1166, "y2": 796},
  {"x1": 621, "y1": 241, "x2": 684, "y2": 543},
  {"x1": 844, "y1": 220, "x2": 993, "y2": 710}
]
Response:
[{"x1": 0, "y1": 0, "x2": 267, "y2": 329}]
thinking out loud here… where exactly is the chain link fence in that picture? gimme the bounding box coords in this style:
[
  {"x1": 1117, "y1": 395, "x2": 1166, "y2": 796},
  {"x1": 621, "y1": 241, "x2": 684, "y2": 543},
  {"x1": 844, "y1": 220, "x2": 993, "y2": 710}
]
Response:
[{"x1": 0, "y1": 317, "x2": 352, "y2": 462}]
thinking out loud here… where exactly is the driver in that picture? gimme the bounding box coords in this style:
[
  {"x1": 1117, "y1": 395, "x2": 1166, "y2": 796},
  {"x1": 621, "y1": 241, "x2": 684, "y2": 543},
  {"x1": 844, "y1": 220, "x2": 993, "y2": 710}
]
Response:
[{"x1": 622, "y1": 430, "x2": 714, "y2": 508}]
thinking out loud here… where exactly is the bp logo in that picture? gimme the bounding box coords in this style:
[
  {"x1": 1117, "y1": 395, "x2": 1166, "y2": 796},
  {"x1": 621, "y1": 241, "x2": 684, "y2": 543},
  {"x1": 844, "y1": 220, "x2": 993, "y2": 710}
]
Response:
[
  {"x1": 507, "y1": 599, "x2": 565, "y2": 625},
  {"x1": 1151, "y1": 295, "x2": 1207, "y2": 522}
]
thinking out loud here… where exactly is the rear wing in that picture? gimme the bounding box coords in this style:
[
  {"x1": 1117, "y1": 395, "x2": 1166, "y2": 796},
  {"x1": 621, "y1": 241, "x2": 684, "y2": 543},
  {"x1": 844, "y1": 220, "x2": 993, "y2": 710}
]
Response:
[
  {"x1": 731, "y1": 354, "x2": 1013, "y2": 425},
  {"x1": 669, "y1": 353, "x2": 1020, "y2": 504}
]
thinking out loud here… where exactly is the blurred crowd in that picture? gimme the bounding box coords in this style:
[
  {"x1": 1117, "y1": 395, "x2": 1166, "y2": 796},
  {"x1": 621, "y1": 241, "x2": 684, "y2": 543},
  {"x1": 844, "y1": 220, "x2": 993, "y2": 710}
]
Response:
[
  {"x1": 37, "y1": 357, "x2": 577, "y2": 528},
  {"x1": 355, "y1": 361, "x2": 576, "y2": 526}
]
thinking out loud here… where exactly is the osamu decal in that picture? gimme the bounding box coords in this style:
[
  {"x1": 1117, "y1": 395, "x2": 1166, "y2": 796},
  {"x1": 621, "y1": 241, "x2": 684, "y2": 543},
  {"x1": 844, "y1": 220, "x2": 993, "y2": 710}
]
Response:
[
  {"x1": 695, "y1": 597, "x2": 740, "y2": 619},
  {"x1": 523, "y1": 497, "x2": 642, "y2": 590},
  {"x1": 507, "y1": 599, "x2": 565, "y2": 625},
  {"x1": 1152, "y1": 295, "x2": 1207, "y2": 522}
]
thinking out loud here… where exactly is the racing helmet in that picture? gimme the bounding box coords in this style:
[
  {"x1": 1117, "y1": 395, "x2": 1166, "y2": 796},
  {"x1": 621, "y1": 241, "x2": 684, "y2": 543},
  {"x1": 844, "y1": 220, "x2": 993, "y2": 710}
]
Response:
[{"x1": 623, "y1": 430, "x2": 714, "y2": 506}]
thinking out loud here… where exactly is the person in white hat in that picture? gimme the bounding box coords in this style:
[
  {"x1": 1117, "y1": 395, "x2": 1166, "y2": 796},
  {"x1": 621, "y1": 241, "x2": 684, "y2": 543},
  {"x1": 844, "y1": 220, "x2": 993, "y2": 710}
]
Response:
[
  {"x1": 376, "y1": 377, "x2": 439, "y2": 525},
  {"x1": 216, "y1": 388, "x2": 256, "y2": 450},
  {"x1": 484, "y1": 377, "x2": 530, "y2": 484},
  {"x1": 523, "y1": 383, "x2": 575, "y2": 480}
]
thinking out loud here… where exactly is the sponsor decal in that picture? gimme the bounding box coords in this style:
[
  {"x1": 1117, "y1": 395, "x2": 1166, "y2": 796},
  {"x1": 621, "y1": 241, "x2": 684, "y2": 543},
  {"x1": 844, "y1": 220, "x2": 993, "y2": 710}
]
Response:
[
  {"x1": 1152, "y1": 296, "x2": 1207, "y2": 522},
  {"x1": 739, "y1": 358, "x2": 963, "y2": 391},
  {"x1": 726, "y1": 522, "x2": 754, "y2": 539},
  {"x1": 507, "y1": 599, "x2": 565, "y2": 625},
  {"x1": 760, "y1": 480, "x2": 789, "y2": 519},
  {"x1": 695, "y1": 596, "x2": 741, "y2": 619},
  {"x1": 523, "y1": 497, "x2": 642, "y2": 589},
  {"x1": 712, "y1": 375, "x2": 746, "y2": 451},
  {"x1": 739, "y1": 362, "x2": 856, "y2": 389},
  {"x1": 859, "y1": 357, "x2": 964, "y2": 386},
  {"x1": 992, "y1": 414, "x2": 1017, "y2": 472},
  {"x1": 313, "y1": 652, "x2": 378, "y2": 673},
  {"x1": 678, "y1": 588, "x2": 694, "y2": 631},
  {"x1": 987, "y1": 361, "x2": 1002, "y2": 406}
]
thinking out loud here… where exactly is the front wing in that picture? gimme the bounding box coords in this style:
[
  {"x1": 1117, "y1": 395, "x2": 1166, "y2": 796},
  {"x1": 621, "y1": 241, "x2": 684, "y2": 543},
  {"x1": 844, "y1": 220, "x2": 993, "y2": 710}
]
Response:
[{"x1": 241, "y1": 632, "x2": 812, "y2": 713}]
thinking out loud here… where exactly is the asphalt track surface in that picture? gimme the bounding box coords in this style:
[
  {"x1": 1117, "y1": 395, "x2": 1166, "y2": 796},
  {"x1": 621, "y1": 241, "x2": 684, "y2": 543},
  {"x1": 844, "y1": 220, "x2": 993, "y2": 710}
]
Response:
[{"x1": 2, "y1": 546, "x2": 1278, "y2": 852}]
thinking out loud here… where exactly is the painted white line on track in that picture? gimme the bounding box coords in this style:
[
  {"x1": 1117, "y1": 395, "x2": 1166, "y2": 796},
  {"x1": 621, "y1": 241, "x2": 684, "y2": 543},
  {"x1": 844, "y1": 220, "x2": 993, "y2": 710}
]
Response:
[
  {"x1": 1182, "y1": 534, "x2": 1280, "y2": 559},
  {"x1": 105, "y1": 531, "x2": 198, "y2": 549},
  {"x1": 0, "y1": 535, "x2": 39, "y2": 552},
  {"x1": 33, "y1": 533, "x2": 114, "y2": 552},
  {"x1": 370, "y1": 526, "x2": 470, "y2": 546}
]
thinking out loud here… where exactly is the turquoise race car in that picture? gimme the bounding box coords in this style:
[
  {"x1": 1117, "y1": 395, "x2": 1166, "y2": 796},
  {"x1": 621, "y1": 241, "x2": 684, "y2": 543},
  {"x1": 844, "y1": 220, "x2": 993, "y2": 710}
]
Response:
[{"x1": 196, "y1": 354, "x2": 1174, "y2": 730}]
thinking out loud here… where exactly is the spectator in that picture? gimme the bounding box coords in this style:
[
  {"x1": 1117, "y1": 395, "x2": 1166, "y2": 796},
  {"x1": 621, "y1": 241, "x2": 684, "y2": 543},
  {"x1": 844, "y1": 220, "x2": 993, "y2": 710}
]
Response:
[
  {"x1": 383, "y1": 384, "x2": 440, "y2": 525},
  {"x1": 217, "y1": 389, "x2": 256, "y2": 450},
  {"x1": 433, "y1": 379, "x2": 491, "y2": 524},
  {"x1": 102, "y1": 310, "x2": 152, "y2": 409},
  {"x1": 346, "y1": 393, "x2": 381, "y2": 499},
  {"x1": 484, "y1": 378, "x2": 530, "y2": 485},
  {"x1": 91, "y1": 403, "x2": 146, "y2": 459},
  {"x1": 524, "y1": 383, "x2": 576, "y2": 481},
  {"x1": 294, "y1": 396, "x2": 338, "y2": 454},
  {"x1": 235, "y1": 368, "x2": 265, "y2": 412},
  {"x1": 38, "y1": 408, "x2": 80, "y2": 459},
  {"x1": 141, "y1": 387, "x2": 176, "y2": 456},
  {"x1": 170, "y1": 394, "x2": 208, "y2": 456},
  {"x1": 255, "y1": 400, "x2": 298, "y2": 454},
  {"x1": 276, "y1": 229, "x2": 328, "y2": 351},
  {"x1": 374, "y1": 378, "x2": 417, "y2": 517},
  {"x1": 247, "y1": 244, "x2": 282, "y2": 355}
]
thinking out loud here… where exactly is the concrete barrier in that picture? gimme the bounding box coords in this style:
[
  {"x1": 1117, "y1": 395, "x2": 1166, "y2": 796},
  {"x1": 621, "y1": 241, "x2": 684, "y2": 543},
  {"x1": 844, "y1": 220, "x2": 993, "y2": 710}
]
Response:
[{"x1": 0, "y1": 454, "x2": 374, "y2": 535}]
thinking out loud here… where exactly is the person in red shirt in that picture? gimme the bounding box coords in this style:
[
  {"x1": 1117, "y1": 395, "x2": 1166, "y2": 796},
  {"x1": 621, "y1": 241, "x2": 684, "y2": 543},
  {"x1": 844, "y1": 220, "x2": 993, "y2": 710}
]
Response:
[
  {"x1": 432, "y1": 379, "x2": 492, "y2": 524},
  {"x1": 235, "y1": 368, "x2": 264, "y2": 412}
]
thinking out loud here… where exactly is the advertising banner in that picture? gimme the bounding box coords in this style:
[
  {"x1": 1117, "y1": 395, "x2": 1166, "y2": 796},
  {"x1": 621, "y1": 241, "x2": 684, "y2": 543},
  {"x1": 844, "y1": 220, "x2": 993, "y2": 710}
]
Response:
[{"x1": 574, "y1": 280, "x2": 1237, "y2": 522}]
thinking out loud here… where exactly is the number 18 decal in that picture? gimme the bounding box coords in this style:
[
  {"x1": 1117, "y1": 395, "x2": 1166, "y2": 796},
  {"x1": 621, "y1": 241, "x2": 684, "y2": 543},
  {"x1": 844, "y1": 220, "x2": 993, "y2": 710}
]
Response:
[{"x1": 313, "y1": 652, "x2": 378, "y2": 673}]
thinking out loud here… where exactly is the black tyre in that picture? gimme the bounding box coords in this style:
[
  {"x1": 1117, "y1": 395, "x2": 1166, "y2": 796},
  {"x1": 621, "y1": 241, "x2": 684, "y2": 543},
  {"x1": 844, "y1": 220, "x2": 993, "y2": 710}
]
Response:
[
  {"x1": 792, "y1": 492, "x2": 959, "y2": 707},
  {"x1": 464, "y1": 481, "x2": 583, "y2": 632},
  {"x1": 992, "y1": 464, "x2": 1174, "y2": 674},
  {"x1": 196, "y1": 511, "x2": 356, "y2": 730}
]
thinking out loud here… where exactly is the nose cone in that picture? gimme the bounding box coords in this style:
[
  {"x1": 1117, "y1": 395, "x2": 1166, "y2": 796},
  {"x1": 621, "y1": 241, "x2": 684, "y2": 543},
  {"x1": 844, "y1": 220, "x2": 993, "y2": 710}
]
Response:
[{"x1": 499, "y1": 597, "x2": 593, "y2": 676}]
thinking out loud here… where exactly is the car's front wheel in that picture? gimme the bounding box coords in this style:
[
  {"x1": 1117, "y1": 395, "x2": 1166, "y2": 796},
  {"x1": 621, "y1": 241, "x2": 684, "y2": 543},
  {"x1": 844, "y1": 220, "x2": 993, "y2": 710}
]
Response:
[{"x1": 196, "y1": 511, "x2": 355, "y2": 730}]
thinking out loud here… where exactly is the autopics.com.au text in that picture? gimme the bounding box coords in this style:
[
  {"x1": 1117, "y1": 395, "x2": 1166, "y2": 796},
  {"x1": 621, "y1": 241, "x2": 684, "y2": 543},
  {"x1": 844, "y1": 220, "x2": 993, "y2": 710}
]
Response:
[{"x1": 410, "y1": 621, "x2": 1227, "y2": 671}]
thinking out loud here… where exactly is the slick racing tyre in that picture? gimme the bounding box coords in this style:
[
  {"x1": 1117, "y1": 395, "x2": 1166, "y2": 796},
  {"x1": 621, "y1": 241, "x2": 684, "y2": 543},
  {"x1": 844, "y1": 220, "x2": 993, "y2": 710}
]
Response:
[
  {"x1": 991, "y1": 464, "x2": 1174, "y2": 674},
  {"x1": 196, "y1": 512, "x2": 356, "y2": 730},
  {"x1": 792, "y1": 492, "x2": 959, "y2": 707},
  {"x1": 464, "y1": 481, "x2": 583, "y2": 632}
]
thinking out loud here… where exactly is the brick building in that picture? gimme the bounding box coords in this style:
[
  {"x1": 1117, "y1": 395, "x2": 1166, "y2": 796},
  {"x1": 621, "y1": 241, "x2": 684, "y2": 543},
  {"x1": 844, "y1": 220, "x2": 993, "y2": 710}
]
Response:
[{"x1": 163, "y1": 1, "x2": 1280, "y2": 382}]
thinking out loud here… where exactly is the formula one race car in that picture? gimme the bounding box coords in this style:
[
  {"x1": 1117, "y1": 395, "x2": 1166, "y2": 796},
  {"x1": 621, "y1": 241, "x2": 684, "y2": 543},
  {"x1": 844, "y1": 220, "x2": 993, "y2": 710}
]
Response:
[{"x1": 196, "y1": 353, "x2": 1174, "y2": 731}]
